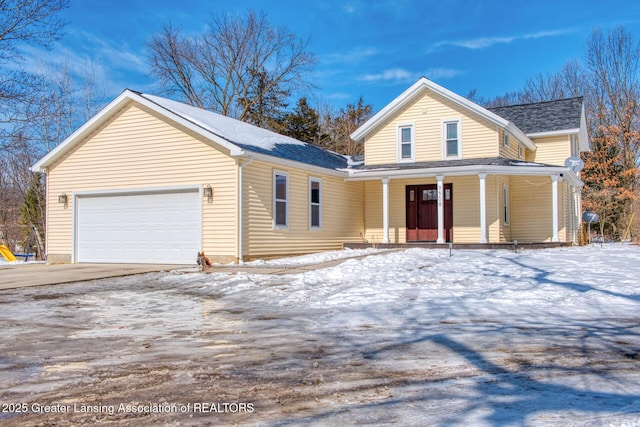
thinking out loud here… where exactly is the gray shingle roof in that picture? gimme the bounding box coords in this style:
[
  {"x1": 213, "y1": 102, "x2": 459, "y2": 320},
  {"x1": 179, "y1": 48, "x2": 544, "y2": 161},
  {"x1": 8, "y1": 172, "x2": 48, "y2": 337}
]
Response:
[
  {"x1": 234, "y1": 141, "x2": 350, "y2": 170},
  {"x1": 488, "y1": 97, "x2": 583, "y2": 134}
]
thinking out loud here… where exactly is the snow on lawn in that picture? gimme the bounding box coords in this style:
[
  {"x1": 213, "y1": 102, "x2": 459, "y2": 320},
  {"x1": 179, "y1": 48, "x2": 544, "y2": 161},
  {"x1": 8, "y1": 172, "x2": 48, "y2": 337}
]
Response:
[
  {"x1": 2, "y1": 244, "x2": 639, "y2": 426},
  {"x1": 176, "y1": 244, "x2": 640, "y2": 425},
  {"x1": 241, "y1": 246, "x2": 384, "y2": 267}
]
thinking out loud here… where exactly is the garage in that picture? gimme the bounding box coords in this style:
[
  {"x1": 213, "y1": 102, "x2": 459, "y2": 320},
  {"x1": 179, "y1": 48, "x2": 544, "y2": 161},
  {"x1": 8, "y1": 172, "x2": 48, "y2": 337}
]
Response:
[{"x1": 75, "y1": 189, "x2": 201, "y2": 264}]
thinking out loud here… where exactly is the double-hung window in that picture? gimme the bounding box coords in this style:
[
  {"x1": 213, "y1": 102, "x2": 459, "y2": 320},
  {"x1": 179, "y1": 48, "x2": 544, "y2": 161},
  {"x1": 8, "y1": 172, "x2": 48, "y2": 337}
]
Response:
[
  {"x1": 274, "y1": 171, "x2": 288, "y2": 228},
  {"x1": 309, "y1": 178, "x2": 321, "y2": 229},
  {"x1": 443, "y1": 120, "x2": 461, "y2": 158},
  {"x1": 398, "y1": 125, "x2": 414, "y2": 161}
]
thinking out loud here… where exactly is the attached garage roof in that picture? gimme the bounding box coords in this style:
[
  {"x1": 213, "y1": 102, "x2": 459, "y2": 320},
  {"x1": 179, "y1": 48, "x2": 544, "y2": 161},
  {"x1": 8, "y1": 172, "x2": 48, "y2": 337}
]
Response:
[
  {"x1": 32, "y1": 90, "x2": 351, "y2": 173},
  {"x1": 140, "y1": 93, "x2": 349, "y2": 170}
]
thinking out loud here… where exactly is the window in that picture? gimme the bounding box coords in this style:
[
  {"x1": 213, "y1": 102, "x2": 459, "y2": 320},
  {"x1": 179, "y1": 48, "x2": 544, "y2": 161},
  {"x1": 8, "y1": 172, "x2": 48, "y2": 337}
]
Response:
[
  {"x1": 503, "y1": 184, "x2": 510, "y2": 226},
  {"x1": 310, "y1": 178, "x2": 321, "y2": 229},
  {"x1": 398, "y1": 125, "x2": 414, "y2": 161},
  {"x1": 503, "y1": 131, "x2": 510, "y2": 147},
  {"x1": 443, "y1": 120, "x2": 460, "y2": 158},
  {"x1": 423, "y1": 189, "x2": 437, "y2": 201},
  {"x1": 518, "y1": 144, "x2": 524, "y2": 159},
  {"x1": 274, "y1": 171, "x2": 288, "y2": 228}
]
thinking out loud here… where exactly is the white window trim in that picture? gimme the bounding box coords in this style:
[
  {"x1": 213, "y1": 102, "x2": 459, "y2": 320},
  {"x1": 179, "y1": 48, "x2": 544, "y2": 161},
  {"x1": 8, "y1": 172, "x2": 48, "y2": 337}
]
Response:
[
  {"x1": 518, "y1": 144, "x2": 524, "y2": 159},
  {"x1": 309, "y1": 177, "x2": 322, "y2": 230},
  {"x1": 397, "y1": 123, "x2": 415, "y2": 162},
  {"x1": 273, "y1": 170, "x2": 289, "y2": 229},
  {"x1": 503, "y1": 131, "x2": 510, "y2": 147},
  {"x1": 503, "y1": 184, "x2": 510, "y2": 226},
  {"x1": 442, "y1": 118, "x2": 462, "y2": 159}
]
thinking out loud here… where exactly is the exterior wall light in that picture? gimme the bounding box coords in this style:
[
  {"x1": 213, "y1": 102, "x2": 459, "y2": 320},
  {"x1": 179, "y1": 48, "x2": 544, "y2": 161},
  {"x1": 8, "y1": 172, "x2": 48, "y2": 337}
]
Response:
[
  {"x1": 58, "y1": 193, "x2": 68, "y2": 204},
  {"x1": 203, "y1": 185, "x2": 213, "y2": 202}
]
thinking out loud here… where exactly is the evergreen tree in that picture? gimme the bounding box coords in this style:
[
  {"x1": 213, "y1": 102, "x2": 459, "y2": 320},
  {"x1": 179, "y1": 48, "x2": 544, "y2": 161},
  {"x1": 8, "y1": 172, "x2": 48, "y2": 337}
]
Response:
[
  {"x1": 238, "y1": 67, "x2": 289, "y2": 132},
  {"x1": 280, "y1": 97, "x2": 321, "y2": 143},
  {"x1": 19, "y1": 173, "x2": 46, "y2": 255}
]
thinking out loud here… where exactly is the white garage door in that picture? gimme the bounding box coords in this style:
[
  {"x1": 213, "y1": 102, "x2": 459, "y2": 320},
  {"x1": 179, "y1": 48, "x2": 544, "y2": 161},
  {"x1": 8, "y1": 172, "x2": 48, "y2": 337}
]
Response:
[{"x1": 76, "y1": 190, "x2": 200, "y2": 264}]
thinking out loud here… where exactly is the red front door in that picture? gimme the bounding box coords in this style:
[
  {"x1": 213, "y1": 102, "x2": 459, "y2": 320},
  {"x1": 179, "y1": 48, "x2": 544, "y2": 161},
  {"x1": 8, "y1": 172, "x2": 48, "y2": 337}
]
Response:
[{"x1": 406, "y1": 184, "x2": 453, "y2": 242}]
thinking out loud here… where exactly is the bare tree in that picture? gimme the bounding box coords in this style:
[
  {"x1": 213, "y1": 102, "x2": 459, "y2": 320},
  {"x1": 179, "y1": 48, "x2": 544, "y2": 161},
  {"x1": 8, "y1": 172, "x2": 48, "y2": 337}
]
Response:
[
  {"x1": 0, "y1": 0, "x2": 68, "y2": 63},
  {"x1": 1, "y1": 0, "x2": 69, "y2": 150},
  {"x1": 583, "y1": 27, "x2": 640, "y2": 241},
  {"x1": 325, "y1": 96, "x2": 372, "y2": 156},
  {"x1": 147, "y1": 10, "x2": 316, "y2": 121},
  {"x1": 585, "y1": 27, "x2": 640, "y2": 169},
  {"x1": 520, "y1": 60, "x2": 586, "y2": 103},
  {"x1": 481, "y1": 60, "x2": 586, "y2": 107}
]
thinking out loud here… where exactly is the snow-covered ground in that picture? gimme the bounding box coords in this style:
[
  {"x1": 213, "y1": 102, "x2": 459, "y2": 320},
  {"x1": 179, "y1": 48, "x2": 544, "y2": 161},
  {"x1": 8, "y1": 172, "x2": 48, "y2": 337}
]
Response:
[
  {"x1": 1, "y1": 244, "x2": 640, "y2": 426},
  {"x1": 241, "y1": 246, "x2": 383, "y2": 267}
]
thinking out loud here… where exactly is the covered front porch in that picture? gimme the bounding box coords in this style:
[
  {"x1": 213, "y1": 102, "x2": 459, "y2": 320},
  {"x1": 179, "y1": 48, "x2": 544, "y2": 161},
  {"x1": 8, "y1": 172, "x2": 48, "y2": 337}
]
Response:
[{"x1": 346, "y1": 158, "x2": 583, "y2": 245}]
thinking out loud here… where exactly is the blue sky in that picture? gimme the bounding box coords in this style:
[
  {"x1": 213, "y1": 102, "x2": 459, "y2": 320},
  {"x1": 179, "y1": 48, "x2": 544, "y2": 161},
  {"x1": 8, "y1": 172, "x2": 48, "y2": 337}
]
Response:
[{"x1": 22, "y1": 0, "x2": 640, "y2": 113}]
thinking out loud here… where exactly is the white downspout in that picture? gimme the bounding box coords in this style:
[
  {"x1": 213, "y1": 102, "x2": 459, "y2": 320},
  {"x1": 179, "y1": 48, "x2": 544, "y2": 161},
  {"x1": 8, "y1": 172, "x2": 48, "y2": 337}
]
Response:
[
  {"x1": 381, "y1": 178, "x2": 390, "y2": 244},
  {"x1": 551, "y1": 175, "x2": 560, "y2": 242},
  {"x1": 479, "y1": 173, "x2": 488, "y2": 244},
  {"x1": 238, "y1": 156, "x2": 254, "y2": 264}
]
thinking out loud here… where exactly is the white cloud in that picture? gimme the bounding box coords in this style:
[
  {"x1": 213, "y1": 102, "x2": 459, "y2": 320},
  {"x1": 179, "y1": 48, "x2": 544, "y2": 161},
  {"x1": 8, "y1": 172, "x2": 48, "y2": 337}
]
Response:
[
  {"x1": 322, "y1": 47, "x2": 379, "y2": 65},
  {"x1": 15, "y1": 28, "x2": 153, "y2": 98},
  {"x1": 359, "y1": 67, "x2": 460, "y2": 84},
  {"x1": 360, "y1": 68, "x2": 413, "y2": 83},
  {"x1": 432, "y1": 28, "x2": 574, "y2": 51}
]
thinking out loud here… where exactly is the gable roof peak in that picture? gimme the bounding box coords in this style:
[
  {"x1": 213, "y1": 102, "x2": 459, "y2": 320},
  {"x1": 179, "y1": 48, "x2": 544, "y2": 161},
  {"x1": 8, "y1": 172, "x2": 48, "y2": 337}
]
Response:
[
  {"x1": 350, "y1": 77, "x2": 536, "y2": 151},
  {"x1": 32, "y1": 89, "x2": 351, "y2": 173}
]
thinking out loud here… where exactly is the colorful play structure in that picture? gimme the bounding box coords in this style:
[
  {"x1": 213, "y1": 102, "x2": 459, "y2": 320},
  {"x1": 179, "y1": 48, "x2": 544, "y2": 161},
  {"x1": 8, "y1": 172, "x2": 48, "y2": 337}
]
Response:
[{"x1": 0, "y1": 244, "x2": 17, "y2": 262}]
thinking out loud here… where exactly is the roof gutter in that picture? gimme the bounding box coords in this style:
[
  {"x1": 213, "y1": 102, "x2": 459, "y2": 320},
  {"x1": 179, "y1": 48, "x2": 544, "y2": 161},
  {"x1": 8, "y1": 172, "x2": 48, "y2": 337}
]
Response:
[{"x1": 345, "y1": 164, "x2": 582, "y2": 187}]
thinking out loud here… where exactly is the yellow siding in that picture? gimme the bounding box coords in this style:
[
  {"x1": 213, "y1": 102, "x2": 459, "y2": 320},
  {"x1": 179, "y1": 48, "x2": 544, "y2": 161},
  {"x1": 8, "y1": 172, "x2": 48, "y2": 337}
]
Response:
[
  {"x1": 498, "y1": 129, "x2": 524, "y2": 160},
  {"x1": 529, "y1": 135, "x2": 571, "y2": 166},
  {"x1": 453, "y1": 176, "x2": 483, "y2": 243},
  {"x1": 365, "y1": 91, "x2": 499, "y2": 165},
  {"x1": 242, "y1": 160, "x2": 364, "y2": 258},
  {"x1": 46, "y1": 102, "x2": 238, "y2": 263},
  {"x1": 511, "y1": 176, "x2": 567, "y2": 242}
]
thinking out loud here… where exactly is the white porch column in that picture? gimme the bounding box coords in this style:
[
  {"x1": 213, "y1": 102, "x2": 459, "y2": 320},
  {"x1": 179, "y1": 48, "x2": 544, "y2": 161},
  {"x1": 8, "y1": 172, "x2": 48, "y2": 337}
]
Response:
[
  {"x1": 478, "y1": 173, "x2": 488, "y2": 244},
  {"x1": 436, "y1": 175, "x2": 445, "y2": 244},
  {"x1": 551, "y1": 175, "x2": 559, "y2": 242},
  {"x1": 382, "y1": 178, "x2": 390, "y2": 244}
]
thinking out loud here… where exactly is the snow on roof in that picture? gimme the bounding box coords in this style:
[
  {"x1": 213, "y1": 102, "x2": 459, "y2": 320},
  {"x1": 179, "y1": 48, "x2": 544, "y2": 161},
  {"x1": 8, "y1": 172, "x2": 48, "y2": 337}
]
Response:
[
  {"x1": 141, "y1": 93, "x2": 304, "y2": 151},
  {"x1": 141, "y1": 93, "x2": 351, "y2": 171}
]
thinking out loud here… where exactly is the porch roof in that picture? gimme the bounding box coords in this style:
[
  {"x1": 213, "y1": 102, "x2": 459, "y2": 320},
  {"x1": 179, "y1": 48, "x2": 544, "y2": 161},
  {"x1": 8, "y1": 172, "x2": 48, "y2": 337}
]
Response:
[{"x1": 344, "y1": 156, "x2": 583, "y2": 187}]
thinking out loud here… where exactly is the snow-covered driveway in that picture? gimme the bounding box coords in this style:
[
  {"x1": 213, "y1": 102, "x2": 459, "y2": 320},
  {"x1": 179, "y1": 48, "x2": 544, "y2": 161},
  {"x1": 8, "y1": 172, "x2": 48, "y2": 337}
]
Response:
[{"x1": 1, "y1": 245, "x2": 639, "y2": 426}]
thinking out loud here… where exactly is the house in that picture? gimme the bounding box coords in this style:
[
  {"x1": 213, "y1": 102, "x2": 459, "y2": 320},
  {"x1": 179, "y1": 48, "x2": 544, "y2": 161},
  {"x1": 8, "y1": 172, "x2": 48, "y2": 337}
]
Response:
[
  {"x1": 349, "y1": 77, "x2": 588, "y2": 247},
  {"x1": 32, "y1": 77, "x2": 589, "y2": 264}
]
